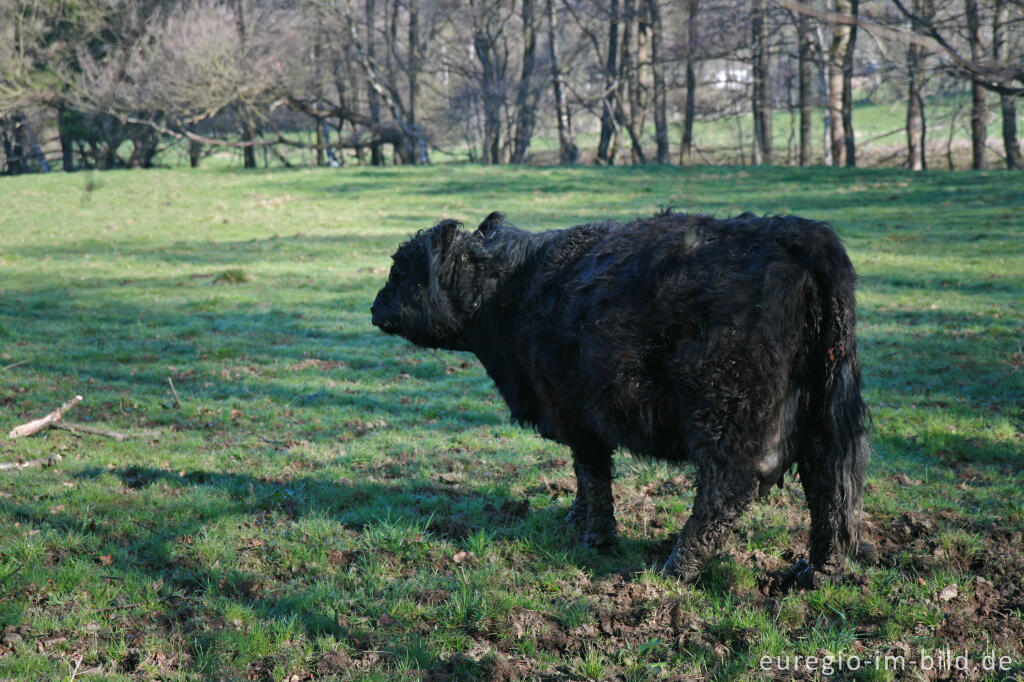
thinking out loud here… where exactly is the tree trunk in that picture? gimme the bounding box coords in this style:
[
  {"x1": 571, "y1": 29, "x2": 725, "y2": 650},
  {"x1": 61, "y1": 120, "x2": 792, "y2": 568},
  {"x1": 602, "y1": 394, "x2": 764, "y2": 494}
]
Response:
[
  {"x1": 473, "y1": 31, "x2": 503, "y2": 164},
  {"x1": 993, "y1": 0, "x2": 1022, "y2": 169},
  {"x1": 406, "y1": 0, "x2": 423, "y2": 164},
  {"x1": 315, "y1": 116, "x2": 325, "y2": 166},
  {"x1": 367, "y1": 0, "x2": 383, "y2": 166},
  {"x1": 646, "y1": 0, "x2": 668, "y2": 163},
  {"x1": 408, "y1": 0, "x2": 419, "y2": 131},
  {"x1": 547, "y1": 0, "x2": 577, "y2": 164},
  {"x1": 631, "y1": 0, "x2": 651, "y2": 163},
  {"x1": 841, "y1": 0, "x2": 857, "y2": 167},
  {"x1": 827, "y1": 0, "x2": 852, "y2": 166},
  {"x1": 596, "y1": 0, "x2": 620, "y2": 165},
  {"x1": 797, "y1": 13, "x2": 813, "y2": 166},
  {"x1": 57, "y1": 107, "x2": 75, "y2": 172},
  {"x1": 998, "y1": 97, "x2": 1021, "y2": 169},
  {"x1": 965, "y1": 0, "x2": 986, "y2": 170},
  {"x1": 233, "y1": 0, "x2": 257, "y2": 169},
  {"x1": 619, "y1": 0, "x2": 645, "y2": 164},
  {"x1": 189, "y1": 140, "x2": 203, "y2": 168},
  {"x1": 512, "y1": 0, "x2": 539, "y2": 164},
  {"x1": 680, "y1": 0, "x2": 699, "y2": 165},
  {"x1": 751, "y1": 0, "x2": 772, "y2": 165},
  {"x1": 906, "y1": 65, "x2": 925, "y2": 171},
  {"x1": 905, "y1": 0, "x2": 927, "y2": 170},
  {"x1": 241, "y1": 119, "x2": 256, "y2": 169}
]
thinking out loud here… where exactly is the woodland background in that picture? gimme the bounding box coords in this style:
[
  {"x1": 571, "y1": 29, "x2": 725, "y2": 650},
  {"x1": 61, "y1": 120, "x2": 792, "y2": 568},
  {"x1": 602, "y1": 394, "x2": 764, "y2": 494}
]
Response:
[{"x1": 2, "y1": 0, "x2": 1023, "y2": 173}]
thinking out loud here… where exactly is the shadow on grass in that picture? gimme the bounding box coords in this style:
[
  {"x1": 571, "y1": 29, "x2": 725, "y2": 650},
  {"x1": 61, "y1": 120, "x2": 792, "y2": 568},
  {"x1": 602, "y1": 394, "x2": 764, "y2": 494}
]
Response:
[
  {"x1": 2, "y1": 464, "x2": 644, "y2": 667},
  {"x1": 1, "y1": 233, "x2": 398, "y2": 268},
  {"x1": 227, "y1": 163, "x2": 1024, "y2": 219}
]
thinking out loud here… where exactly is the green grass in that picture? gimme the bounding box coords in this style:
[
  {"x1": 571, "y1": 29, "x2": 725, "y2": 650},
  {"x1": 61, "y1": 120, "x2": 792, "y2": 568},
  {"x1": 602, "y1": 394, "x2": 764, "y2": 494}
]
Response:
[{"x1": 1, "y1": 164, "x2": 1022, "y2": 680}]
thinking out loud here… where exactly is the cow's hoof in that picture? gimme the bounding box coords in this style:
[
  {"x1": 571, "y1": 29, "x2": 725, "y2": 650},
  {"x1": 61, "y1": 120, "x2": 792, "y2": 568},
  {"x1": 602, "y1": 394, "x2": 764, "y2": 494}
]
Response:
[
  {"x1": 777, "y1": 559, "x2": 816, "y2": 591},
  {"x1": 663, "y1": 551, "x2": 702, "y2": 583},
  {"x1": 579, "y1": 528, "x2": 618, "y2": 551},
  {"x1": 565, "y1": 499, "x2": 587, "y2": 529}
]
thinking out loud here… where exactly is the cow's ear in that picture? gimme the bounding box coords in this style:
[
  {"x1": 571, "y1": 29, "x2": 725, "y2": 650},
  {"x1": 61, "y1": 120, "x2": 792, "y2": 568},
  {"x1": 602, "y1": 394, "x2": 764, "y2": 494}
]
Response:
[
  {"x1": 476, "y1": 212, "x2": 505, "y2": 238},
  {"x1": 432, "y1": 219, "x2": 461, "y2": 257}
]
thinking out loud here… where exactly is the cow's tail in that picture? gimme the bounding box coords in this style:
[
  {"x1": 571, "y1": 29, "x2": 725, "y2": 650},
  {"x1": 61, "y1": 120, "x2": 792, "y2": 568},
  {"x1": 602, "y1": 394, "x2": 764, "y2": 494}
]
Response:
[{"x1": 797, "y1": 223, "x2": 869, "y2": 573}]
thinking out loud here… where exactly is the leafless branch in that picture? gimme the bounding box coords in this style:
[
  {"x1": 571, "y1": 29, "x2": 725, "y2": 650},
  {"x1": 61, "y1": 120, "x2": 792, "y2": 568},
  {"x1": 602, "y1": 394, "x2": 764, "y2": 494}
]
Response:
[
  {"x1": 51, "y1": 422, "x2": 161, "y2": 441},
  {"x1": 8, "y1": 396, "x2": 83, "y2": 439},
  {"x1": 0, "y1": 454, "x2": 62, "y2": 472},
  {"x1": 773, "y1": 0, "x2": 1024, "y2": 95}
]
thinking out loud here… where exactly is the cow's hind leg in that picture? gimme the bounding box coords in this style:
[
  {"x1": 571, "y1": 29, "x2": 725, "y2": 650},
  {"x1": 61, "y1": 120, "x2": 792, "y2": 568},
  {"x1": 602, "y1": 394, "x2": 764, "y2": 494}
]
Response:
[
  {"x1": 797, "y1": 435, "x2": 850, "y2": 577},
  {"x1": 664, "y1": 459, "x2": 758, "y2": 582},
  {"x1": 567, "y1": 447, "x2": 617, "y2": 550}
]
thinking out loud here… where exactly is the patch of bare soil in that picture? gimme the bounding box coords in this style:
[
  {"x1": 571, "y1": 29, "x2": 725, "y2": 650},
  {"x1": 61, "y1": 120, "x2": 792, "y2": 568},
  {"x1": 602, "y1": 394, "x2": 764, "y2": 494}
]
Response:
[
  {"x1": 422, "y1": 649, "x2": 536, "y2": 681},
  {"x1": 856, "y1": 511, "x2": 1024, "y2": 671},
  {"x1": 288, "y1": 358, "x2": 347, "y2": 371},
  {"x1": 311, "y1": 648, "x2": 392, "y2": 678},
  {"x1": 484, "y1": 498, "x2": 531, "y2": 526},
  {"x1": 508, "y1": 607, "x2": 570, "y2": 651}
]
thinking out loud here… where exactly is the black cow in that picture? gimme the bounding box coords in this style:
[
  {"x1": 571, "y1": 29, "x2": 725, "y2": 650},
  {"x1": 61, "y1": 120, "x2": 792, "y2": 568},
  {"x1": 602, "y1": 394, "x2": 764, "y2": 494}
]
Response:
[{"x1": 371, "y1": 210, "x2": 868, "y2": 584}]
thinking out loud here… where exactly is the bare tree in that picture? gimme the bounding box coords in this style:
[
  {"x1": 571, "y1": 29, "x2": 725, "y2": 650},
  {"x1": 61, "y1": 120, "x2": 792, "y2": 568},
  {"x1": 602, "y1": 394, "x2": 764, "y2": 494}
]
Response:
[
  {"x1": 780, "y1": 0, "x2": 1024, "y2": 95},
  {"x1": 618, "y1": 0, "x2": 646, "y2": 163},
  {"x1": 796, "y1": 8, "x2": 814, "y2": 165},
  {"x1": 547, "y1": 0, "x2": 578, "y2": 163},
  {"x1": 964, "y1": 0, "x2": 986, "y2": 170},
  {"x1": 840, "y1": 0, "x2": 857, "y2": 166},
  {"x1": 511, "y1": 0, "x2": 539, "y2": 163},
  {"x1": 680, "y1": 0, "x2": 699, "y2": 165},
  {"x1": 233, "y1": 0, "x2": 257, "y2": 168},
  {"x1": 646, "y1": 0, "x2": 668, "y2": 163},
  {"x1": 751, "y1": 0, "x2": 772, "y2": 164},
  {"x1": 470, "y1": 2, "x2": 511, "y2": 163},
  {"x1": 366, "y1": 0, "x2": 384, "y2": 165},
  {"x1": 993, "y1": 0, "x2": 1022, "y2": 168},
  {"x1": 825, "y1": 0, "x2": 855, "y2": 166},
  {"x1": 905, "y1": 0, "x2": 929, "y2": 170},
  {"x1": 596, "y1": 0, "x2": 620, "y2": 164}
]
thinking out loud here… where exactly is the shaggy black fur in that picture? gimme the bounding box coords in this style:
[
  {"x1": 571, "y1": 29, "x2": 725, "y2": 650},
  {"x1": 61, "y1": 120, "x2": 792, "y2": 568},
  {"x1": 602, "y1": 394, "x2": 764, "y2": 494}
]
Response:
[{"x1": 371, "y1": 210, "x2": 868, "y2": 583}]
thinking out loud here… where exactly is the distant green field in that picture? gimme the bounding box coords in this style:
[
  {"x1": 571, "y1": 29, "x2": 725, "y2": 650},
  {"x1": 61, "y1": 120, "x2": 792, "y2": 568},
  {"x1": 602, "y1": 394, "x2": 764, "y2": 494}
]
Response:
[
  {"x1": 156, "y1": 93, "x2": 1023, "y2": 170},
  {"x1": 1, "y1": 165, "x2": 1022, "y2": 680}
]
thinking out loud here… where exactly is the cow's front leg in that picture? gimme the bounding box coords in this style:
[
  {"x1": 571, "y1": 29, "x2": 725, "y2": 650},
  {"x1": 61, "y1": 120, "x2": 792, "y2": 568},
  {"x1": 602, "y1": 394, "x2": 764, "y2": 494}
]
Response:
[
  {"x1": 569, "y1": 449, "x2": 617, "y2": 550},
  {"x1": 664, "y1": 462, "x2": 757, "y2": 582},
  {"x1": 565, "y1": 472, "x2": 588, "y2": 528}
]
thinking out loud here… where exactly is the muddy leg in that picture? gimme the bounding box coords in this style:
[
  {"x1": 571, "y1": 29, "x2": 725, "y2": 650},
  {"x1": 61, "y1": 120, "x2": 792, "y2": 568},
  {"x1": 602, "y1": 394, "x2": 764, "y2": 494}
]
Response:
[
  {"x1": 565, "y1": 465, "x2": 588, "y2": 528},
  {"x1": 569, "y1": 449, "x2": 617, "y2": 549},
  {"x1": 798, "y1": 436, "x2": 847, "y2": 577},
  {"x1": 664, "y1": 464, "x2": 758, "y2": 582}
]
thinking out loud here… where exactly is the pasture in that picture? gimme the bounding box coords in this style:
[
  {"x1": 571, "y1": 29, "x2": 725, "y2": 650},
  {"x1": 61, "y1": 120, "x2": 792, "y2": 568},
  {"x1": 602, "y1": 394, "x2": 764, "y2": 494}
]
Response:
[{"x1": 0, "y1": 165, "x2": 1022, "y2": 680}]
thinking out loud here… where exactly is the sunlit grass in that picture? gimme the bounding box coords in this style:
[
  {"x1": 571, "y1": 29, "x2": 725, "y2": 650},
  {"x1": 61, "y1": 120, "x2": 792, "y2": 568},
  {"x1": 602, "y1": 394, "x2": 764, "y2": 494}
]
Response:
[{"x1": 0, "y1": 164, "x2": 1021, "y2": 679}]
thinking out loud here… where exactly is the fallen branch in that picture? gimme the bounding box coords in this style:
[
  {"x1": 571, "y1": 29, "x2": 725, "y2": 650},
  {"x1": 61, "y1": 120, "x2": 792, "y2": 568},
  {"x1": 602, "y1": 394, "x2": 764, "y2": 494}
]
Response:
[
  {"x1": 51, "y1": 422, "x2": 160, "y2": 441},
  {"x1": 168, "y1": 377, "x2": 181, "y2": 408},
  {"x1": 8, "y1": 396, "x2": 83, "y2": 439},
  {"x1": 1, "y1": 359, "x2": 29, "y2": 371},
  {"x1": 0, "y1": 453, "x2": 63, "y2": 471}
]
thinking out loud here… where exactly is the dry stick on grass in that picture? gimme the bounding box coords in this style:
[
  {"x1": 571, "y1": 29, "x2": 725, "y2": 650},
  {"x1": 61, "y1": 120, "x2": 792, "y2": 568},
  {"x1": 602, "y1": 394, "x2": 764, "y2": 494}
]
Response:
[
  {"x1": 1, "y1": 359, "x2": 30, "y2": 371},
  {"x1": 51, "y1": 422, "x2": 161, "y2": 442},
  {"x1": 6, "y1": 396, "x2": 159, "y2": 442},
  {"x1": 0, "y1": 454, "x2": 63, "y2": 471},
  {"x1": 168, "y1": 377, "x2": 181, "y2": 408},
  {"x1": 7, "y1": 395, "x2": 83, "y2": 439}
]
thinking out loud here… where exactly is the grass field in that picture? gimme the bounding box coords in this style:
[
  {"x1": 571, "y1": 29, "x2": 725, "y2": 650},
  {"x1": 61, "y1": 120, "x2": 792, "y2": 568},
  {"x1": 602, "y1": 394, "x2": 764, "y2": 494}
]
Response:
[
  {"x1": 153, "y1": 94, "x2": 1024, "y2": 171},
  {"x1": 1, "y1": 164, "x2": 1022, "y2": 680}
]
